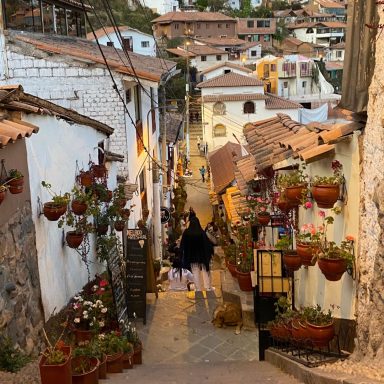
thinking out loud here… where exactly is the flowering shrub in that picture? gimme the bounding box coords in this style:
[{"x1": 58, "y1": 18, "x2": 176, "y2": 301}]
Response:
[
  {"x1": 312, "y1": 160, "x2": 344, "y2": 185},
  {"x1": 246, "y1": 195, "x2": 271, "y2": 221},
  {"x1": 296, "y1": 223, "x2": 324, "y2": 244}
]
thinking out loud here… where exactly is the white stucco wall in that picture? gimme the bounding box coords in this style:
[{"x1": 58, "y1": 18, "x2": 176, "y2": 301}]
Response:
[
  {"x1": 24, "y1": 113, "x2": 116, "y2": 319},
  {"x1": 95, "y1": 30, "x2": 156, "y2": 57},
  {"x1": 194, "y1": 53, "x2": 230, "y2": 72},
  {"x1": 202, "y1": 66, "x2": 252, "y2": 81},
  {"x1": 144, "y1": 0, "x2": 179, "y2": 14},
  {"x1": 292, "y1": 133, "x2": 360, "y2": 320}
]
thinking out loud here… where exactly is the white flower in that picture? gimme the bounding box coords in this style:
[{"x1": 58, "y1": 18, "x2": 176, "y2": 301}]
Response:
[
  {"x1": 119, "y1": 319, "x2": 125, "y2": 324},
  {"x1": 90, "y1": 322, "x2": 94, "y2": 326},
  {"x1": 92, "y1": 304, "x2": 97, "y2": 308},
  {"x1": 101, "y1": 308, "x2": 108, "y2": 313},
  {"x1": 83, "y1": 313, "x2": 88, "y2": 319},
  {"x1": 99, "y1": 321, "x2": 105, "y2": 327},
  {"x1": 98, "y1": 334, "x2": 105, "y2": 340},
  {"x1": 84, "y1": 301, "x2": 93, "y2": 306},
  {"x1": 83, "y1": 310, "x2": 88, "y2": 315},
  {"x1": 96, "y1": 300, "x2": 103, "y2": 306},
  {"x1": 92, "y1": 285, "x2": 98, "y2": 291},
  {"x1": 74, "y1": 318, "x2": 81, "y2": 323}
]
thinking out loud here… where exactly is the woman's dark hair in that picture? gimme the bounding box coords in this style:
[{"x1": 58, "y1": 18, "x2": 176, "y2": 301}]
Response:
[{"x1": 172, "y1": 257, "x2": 183, "y2": 281}]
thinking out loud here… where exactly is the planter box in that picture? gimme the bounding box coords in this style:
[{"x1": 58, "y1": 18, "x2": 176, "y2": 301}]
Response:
[{"x1": 39, "y1": 346, "x2": 71, "y2": 384}]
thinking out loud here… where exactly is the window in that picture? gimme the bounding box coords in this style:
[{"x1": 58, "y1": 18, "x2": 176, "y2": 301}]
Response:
[
  {"x1": 141, "y1": 41, "x2": 150, "y2": 48},
  {"x1": 122, "y1": 38, "x2": 133, "y2": 51},
  {"x1": 226, "y1": 24, "x2": 230, "y2": 28},
  {"x1": 125, "y1": 88, "x2": 132, "y2": 103},
  {"x1": 243, "y1": 101, "x2": 255, "y2": 114},
  {"x1": 216, "y1": 55, "x2": 222, "y2": 61},
  {"x1": 336, "y1": 50, "x2": 342, "y2": 58},
  {"x1": 302, "y1": 81, "x2": 307, "y2": 88},
  {"x1": 257, "y1": 20, "x2": 270, "y2": 28},
  {"x1": 54, "y1": 5, "x2": 66, "y2": 35},
  {"x1": 201, "y1": 55, "x2": 207, "y2": 61},
  {"x1": 134, "y1": 85, "x2": 142, "y2": 123},
  {"x1": 247, "y1": 20, "x2": 254, "y2": 28},
  {"x1": 42, "y1": 2, "x2": 54, "y2": 33},
  {"x1": 213, "y1": 102, "x2": 226, "y2": 115},
  {"x1": 224, "y1": 69, "x2": 231, "y2": 74},
  {"x1": 271, "y1": 64, "x2": 276, "y2": 72},
  {"x1": 136, "y1": 120, "x2": 144, "y2": 155},
  {"x1": 66, "y1": 8, "x2": 85, "y2": 37},
  {"x1": 4, "y1": 0, "x2": 42, "y2": 32},
  {"x1": 214, "y1": 124, "x2": 226, "y2": 137},
  {"x1": 174, "y1": 23, "x2": 179, "y2": 30},
  {"x1": 150, "y1": 87, "x2": 156, "y2": 133},
  {"x1": 254, "y1": 35, "x2": 260, "y2": 41},
  {"x1": 251, "y1": 50, "x2": 257, "y2": 57},
  {"x1": 283, "y1": 81, "x2": 288, "y2": 88},
  {"x1": 306, "y1": 28, "x2": 314, "y2": 33},
  {"x1": 264, "y1": 35, "x2": 270, "y2": 42},
  {"x1": 263, "y1": 64, "x2": 269, "y2": 78},
  {"x1": 218, "y1": 23, "x2": 222, "y2": 28}
]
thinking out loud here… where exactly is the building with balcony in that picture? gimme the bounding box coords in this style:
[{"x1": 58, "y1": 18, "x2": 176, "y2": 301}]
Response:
[{"x1": 236, "y1": 18, "x2": 276, "y2": 49}]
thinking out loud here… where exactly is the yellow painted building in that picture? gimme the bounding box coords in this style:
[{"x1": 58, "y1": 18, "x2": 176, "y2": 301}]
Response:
[{"x1": 255, "y1": 56, "x2": 280, "y2": 95}]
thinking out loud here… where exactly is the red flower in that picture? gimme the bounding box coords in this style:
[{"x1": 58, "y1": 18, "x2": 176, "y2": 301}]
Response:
[{"x1": 99, "y1": 280, "x2": 109, "y2": 287}]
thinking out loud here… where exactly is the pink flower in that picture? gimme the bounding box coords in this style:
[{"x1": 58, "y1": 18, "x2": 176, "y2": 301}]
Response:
[
  {"x1": 318, "y1": 225, "x2": 324, "y2": 232},
  {"x1": 310, "y1": 227, "x2": 316, "y2": 235},
  {"x1": 301, "y1": 224, "x2": 308, "y2": 232},
  {"x1": 318, "y1": 210, "x2": 326, "y2": 218},
  {"x1": 304, "y1": 201, "x2": 313, "y2": 209}
]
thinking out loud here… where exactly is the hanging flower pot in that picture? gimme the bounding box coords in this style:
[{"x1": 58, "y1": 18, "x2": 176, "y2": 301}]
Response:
[
  {"x1": 79, "y1": 171, "x2": 93, "y2": 187},
  {"x1": 305, "y1": 320, "x2": 335, "y2": 348},
  {"x1": 114, "y1": 220, "x2": 126, "y2": 232},
  {"x1": 235, "y1": 270, "x2": 253, "y2": 291},
  {"x1": 312, "y1": 184, "x2": 340, "y2": 209},
  {"x1": 96, "y1": 224, "x2": 109, "y2": 236},
  {"x1": 296, "y1": 242, "x2": 317, "y2": 266},
  {"x1": 71, "y1": 356, "x2": 99, "y2": 384},
  {"x1": 39, "y1": 346, "x2": 72, "y2": 384},
  {"x1": 318, "y1": 257, "x2": 347, "y2": 281},
  {"x1": 285, "y1": 184, "x2": 307, "y2": 205},
  {"x1": 277, "y1": 197, "x2": 294, "y2": 212},
  {"x1": 106, "y1": 352, "x2": 124, "y2": 373},
  {"x1": 91, "y1": 164, "x2": 107, "y2": 178},
  {"x1": 8, "y1": 176, "x2": 24, "y2": 194},
  {"x1": 120, "y1": 208, "x2": 131, "y2": 220},
  {"x1": 43, "y1": 202, "x2": 67, "y2": 221},
  {"x1": 257, "y1": 212, "x2": 271, "y2": 226},
  {"x1": 0, "y1": 186, "x2": 7, "y2": 205},
  {"x1": 71, "y1": 200, "x2": 88, "y2": 215},
  {"x1": 66, "y1": 231, "x2": 85, "y2": 248},
  {"x1": 270, "y1": 214, "x2": 285, "y2": 227},
  {"x1": 283, "y1": 250, "x2": 302, "y2": 272}
]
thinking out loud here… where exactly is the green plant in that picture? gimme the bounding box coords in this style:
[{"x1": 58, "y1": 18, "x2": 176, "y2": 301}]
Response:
[
  {"x1": 41, "y1": 181, "x2": 70, "y2": 206},
  {"x1": 0, "y1": 334, "x2": 30, "y2": 372},
  {"x1": 121, "y1": 337, "x2": 134, "y2": 354},
  {"x1": 71, "y1": 355, "x2": 94, "y2": 374},
  {"x1": 317, "y1": 237, "x2": 355, "y2": 268},
  {"x1": 303, "y1": 304, "x2": 332, "y2": 326},
  {"x1": 58, "y1": 212, "x2": 94, "y2": 234},
  {"x1": 8, "y1": 169, "x2": 23, "y2": 180},
  {"x1": 119, "y1": 317, "x2": 141, "y2": 348},
  {"x1": 223, "y1": 243, "x2": 237, "y2": 264},
  {"x1": 41, "y1": 325, "x2": 68, "y2": 365},
  {"x1": 275, "y1": 235, "x2": 293, "y2": 252},
  {"x1": 96, "y1": 234, "x2": 121, "y2": 262},
  {"x1": 98, "y1": 332, "x2": 123, "y2": 355},
  {"x1": 312, "y1": 160, "x2": 344, "y2": 186},
  {"x1": 277, "y1": 167, "x2": 308, "y2": 190}
]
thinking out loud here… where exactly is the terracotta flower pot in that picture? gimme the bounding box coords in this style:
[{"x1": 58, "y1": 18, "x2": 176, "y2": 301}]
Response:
[
  {"x1": 79, "y1": 171, "x2": 93, "y2": 187},
  {"x1": 71, "y1": 200, "x2": 88, "y2": 215},
  {"x1": 277, "y1": 198, "x2": 294, "y2": 212},
  {"x1": 114, "y1": 220, "x2": 126, "y2": 232},
  {"x1": 285, "y1": 184, "x2": 307, "y2": 205},
  {"x1": 39, "y1": 346, "x2": 71, "y2": 384},
  {"x1": 312, "y1": 184, "x2": 340, "y2": 209},
  {"x1": 257, "y1": 213, "x2": 270, "y2": 226},
  {"x1": 117, "y1": 198, "x2": 127, "y2": 208},
  {"x1": 296, "y1": 243, "x2": 317, "y2": 266},
  {"x1": 43, "y1": 202, "x2": 67, "y2": 221},
  {"x1": 98, "y1": 354, "x2": 107, "y2": 379},
  {"x1": 66, "y1": 231, "x2": 85, "y2": 248},
  {"x1": 306, "y1": 320, "x2": 335, "y2": 347},
  {"x1": 318, "y1": 258, "x2": 347, "y2": 281},
  {"x1": 226, "y1": 261, "x2": 237, "y2": 278},
  {"x1": 133, "y1": 343, "x2": 143, "y2": 365},
  {"x1": 235, "y1": 270, "x2": 253, "y2": 292},
  {"x1": 72, "y1": 356, "x2": 99, "y2": 384},
  {"x1": 291, "y1": 319, "x2": 310, "y2": 342},
  {"x1": 0, "y1": 189, "x2": 6, "y2": 205},
  {"x1": 91, "y1": 164, "x2": 107, "y2": 178},
  {"x1": 73, "y1": 329, "x2": 94, "y2": 344},
  {"x1": 96, "y1": 224, "x2": 109, "y2": 236},
  {"x1": 283, "y1": 251, "x2": 302, "y2": 272},
  {"x1": 123, "y1": 351, "x2": 134, "y2": 369},
  {"x1": 106, "y1": 352, "x2": 124, "y2": 373},
  {"x1": 8, "y1": 176, "x2": 24, "y2": 194},
  {"x1": 120, "y1": 208, "x2": 131, "y2": 220}
]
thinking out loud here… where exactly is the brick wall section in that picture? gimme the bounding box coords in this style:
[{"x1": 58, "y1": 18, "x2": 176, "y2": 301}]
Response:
[{"x1": 5, "y1": 49, "x2": 129, "y2": 174}]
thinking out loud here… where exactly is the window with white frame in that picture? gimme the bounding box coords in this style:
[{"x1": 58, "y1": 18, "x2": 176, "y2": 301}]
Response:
[
  {"x1": 213, "y1": 124, "x2": 226, "y2": 137},
  {"x1": 141, "y1": 41, "x2": 150, "y2": 48}
]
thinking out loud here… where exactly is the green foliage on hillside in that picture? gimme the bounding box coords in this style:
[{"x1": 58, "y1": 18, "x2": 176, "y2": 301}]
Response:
[{"x1": 87, "y1": 0, "x2": 159, "y2": 36}]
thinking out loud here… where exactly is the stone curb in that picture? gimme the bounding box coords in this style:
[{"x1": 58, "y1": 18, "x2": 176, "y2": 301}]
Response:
[{"x1": 265, "y1": 349, "x2": 383, "y2": 384}]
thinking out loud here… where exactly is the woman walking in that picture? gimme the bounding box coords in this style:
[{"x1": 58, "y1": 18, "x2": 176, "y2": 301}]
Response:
[{"x1": 180, "y1": 216, "x2": 214, "y2": 291}]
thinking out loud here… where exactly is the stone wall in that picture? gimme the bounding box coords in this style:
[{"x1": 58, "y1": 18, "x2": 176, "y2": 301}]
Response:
[
  {"x1": 356, "y1": 8, "x2": 384, "y2": 363},
  {"x1": 0, "y1": 203, "x2": 44, "y2": 355}
]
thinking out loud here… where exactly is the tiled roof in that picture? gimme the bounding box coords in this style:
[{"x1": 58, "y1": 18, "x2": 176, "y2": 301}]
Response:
[
  {"x1": 329, "y1": 42, "x2": 345, "y2": 49},
  {"x1": 283, "y1": 36, "x2": 307, "y2": 46},
  {"x1": 236, "y1": 18, "x2": 277, "y2": 35},
  {"x1": 162, "y1": 113, "x2": 183, "y2": 143},
  {"x1": 236, "y1": 155, "x2": 257, "y2": 183},
  {"x1": 166, "y1": 48, "x2": 196, "y2": 58},
  {"x1": 208, "y1": 141, "x2": 242, "y2": 194},
  {"x1": 197, "y1": 72, "x2": 263, "y2": 88},
  {"x1": 201, "y1": 93, "x2": 267, "y2": 102},
  {"x1": 152, "y1": 11, "x2": 235, "y2": 23},
  {"x1": 196, "y1": 37, "x2": 249, "y2": 47},
  {"x1": 0, "y1": 85, "x2": 114, "y2": 148},
  {"x1": 187, "y1": 44, "x2": 227, "y2": 55},
  {"x1": 325, "y1": 61, "x2": 344, "y2": 70},
  {"x1": 87, "y1": 26, "x2": 152, "y2": 41},
  {"x1": 200, "y1": 61, "x2": 253, "y2": 75},
  {"x1": 8, "y1": 31, "x2": 175, "y2": 82},
  {"x1": 287, "y1": 21, "x2": 346, "y2": 29},
  {"x1": 265, "y1": 93, "x2": 303, "y2": 110},
  {"x1": 315, "y1": 0, "x2": 345, "y2": 9},
  {"x1": 243, "y1": 113, "x2": 364, "y2": 173}
]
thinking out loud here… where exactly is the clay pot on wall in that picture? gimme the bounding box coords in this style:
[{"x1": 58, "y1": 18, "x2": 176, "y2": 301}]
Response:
[
  {"x1": 79, "y1": 171, "x2": 93, "y2": 187},
  {"x1": 257, "y1": 213, "x2": 271, "y2": 226},
  {"x1": 318, "y1": 258, "x2": 347, "y2": 281},
  {"x1": 114, "y1": 220, "x2": 126, "y2": 232},
  {"x1": 39, "y1": 346, "x2": 72, "y2": 384},
  {"x1": 285, "y1": 184, "x2": 307, "y2": 205},
  {"x1": 43, "y1": 202, "x2": 67, "y2": 221},
  {"x1": 236, "y1": 270, "x2": 253, "y2": 292},
  {"x1": 305, "y1": 321, "x2": 335, "y2": 348},
  {"x1": 312, "y1": 184, "x2": 340, "y2": 209},
  {"x1": 71, "y1": 356, "x2": 99, "y2": 384},
  {"x1": 106, "y1": 352, "x2": 124, "y2": 373},
  {"x1": 282, "y1": 251, "x2": 302, "y2": 272},
  {"x1": 91, "y1": 164, "x2": 107, "y2": 179},
  {"x1": 296, "y1": 243, "x2": 317, "y2": 267},
  {"x1": 66, "y1": 231, "x2": 85, "y2": 248},
  {"x1": 133, "y1": 343, "x2": 143, "y2": 365},
  {"x1": 8, "y1": 176, "x2": 24, "y2": 194},
  {"x1": 71, "y1": 200, "x2": 88, "y2": 215}
]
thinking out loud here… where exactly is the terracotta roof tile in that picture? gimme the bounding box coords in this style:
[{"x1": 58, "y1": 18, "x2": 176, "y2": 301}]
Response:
[
  {"x1": 166, "y1": 48, "x2": 196, "y2": 58},
  {"x1": 208, "y1": 141, "x2": 242, "y2": 193},
  {"x1": 197, "y1": 72, "x2": 263, "y2": 88},
  {"x1": 315, "y1": 0, "x2": 345, "y2": 9},
  {"x1": 87, "y1": 26, "x2": 152, "y2": 41},
  {"x1": 200, "y1": 61, "x2": 252, "y2": 75},
  {"x1": 152, "y1": 11, "x2": 235, "y2": 23},
  {"x1": 287, "y1": 21, "x2": 346, "y2": 29},
  {"x1": 265, "y1": 93, "x2": 303, "y2": 110},
  {"x1": 236, "y1": 155, "x2": 256, "y2": 182},
  {"x1": 202, "y1": 93, "x2": 267, "y2": 102},
  {"x1": 196, "y1": 37, "x2": 252, "y2": 47},
  {"x1": 236, "y1": 18, "x2": 277, "y2": 35},
  {"x1": 9, "y1": 31, "x2": 175, "y2": 82}
]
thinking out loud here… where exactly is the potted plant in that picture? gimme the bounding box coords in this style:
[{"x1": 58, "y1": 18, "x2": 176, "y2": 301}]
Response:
[
  {"x1": 39, "y1": 329, "x2": 71, "y2": 384},
  {"x1": 114, "y1": 184, "x2": 127, "y2": 208},
  {"x1": 93, "y1": 183, "x2": 112, "y2": 203},
  {"x1": 100, "y1": 332, "x2": 124, "y2": 373},
  {"x1": 0, "y1": 184, "x2": 7, "y2": 205},
  {"x1": 96, "y1": 234, "x2": 121, "y2": 263},
  {"x1": 235, "y1": 251, "x2": 253, "y2": 292},
  {"x1": 223, "y1": 243, "x2": 237, "y2": 278},
  {"x1": 87, "y1": 338, "x2": 108, "y2": 380},
  {"x1": 296, "y1": 223, "x2": 323, "y2": 267},
  {"x1": 277, "y1": 168, "x2": 308, "y2": 206},
  {"x1": 78, "y1": 170, "x2": 93, "y2": 187},
  {"x1": 303, "y1": 305, "x2": 334, "y2": 347},
  {"x1": 91, "y1": 163, "x2": 107, "y2": 179},
  {"x1": 7, "y1": 169, "x2": 24, "y2": 194},
  {"x1": 311, "y1": 160, "x2": 344, "y2": 209},
  {"x1": 72, "y1": 346, "x2": 99, "y2": 384},
  {"x1": 121, "y1": 317, "x2": 143, "y2": 365},
  {"x1": 95, "y1": 212, "x2": 110, "y2": 236},
  {"x1": 276, "y1": 235, "x2": 301, "y2": 272},
  {"x1": 41, "y1": 181, "x2": 70, "y2": 221},
  {"x1": 121, "y1": 337, "x2": 134, "y2": 369},
  {"x1": 59, "y1": 213, "x2": 94, "y2": 249},
  {"x1": 254, "y1": 196, "x2": 271, "y2": 226},
  {"x1": 71, "y1": 186, "x2": 94, "y2": 216},
  {"x1": 316, "y1": 236, "x2": 355, "y2": 281}
]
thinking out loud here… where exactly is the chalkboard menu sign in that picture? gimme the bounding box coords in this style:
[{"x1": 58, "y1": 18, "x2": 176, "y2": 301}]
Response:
[
  {"x1": 125, "y1": 229, "x2": 148, "y2": 324},
  {"x1": 108, "y1": 246, "x2": 128, "y2": 326}
]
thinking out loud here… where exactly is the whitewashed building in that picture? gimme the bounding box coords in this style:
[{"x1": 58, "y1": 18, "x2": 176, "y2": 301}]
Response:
[
  {"x1": 197, "y1": 72, "x2": 302, "y2": 150},
  {"x1": 87, "y1": 26, "x2": 157, "y2": 57},
  {"x1": 137, "y1": 0, "x2": 179, "y2": 14},
  {"x1": 326, "y1": 42, "x2": 345, "y2": 61},
  {"x1": 199, "y1": 61, "x2": 254, "y2": 81}
]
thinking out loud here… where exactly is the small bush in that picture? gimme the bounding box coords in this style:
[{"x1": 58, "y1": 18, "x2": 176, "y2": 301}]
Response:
[{"x1": 0, "y1": 334, "x2": 30, "y2": 372}]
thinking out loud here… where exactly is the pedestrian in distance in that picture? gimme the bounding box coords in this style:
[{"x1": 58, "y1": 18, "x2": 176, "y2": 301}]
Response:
[
  {"x1": 168, "y1": 257, "x2": 194, "y2": 291},
  {"x1": 199, "y1": 165, "x2": 206, "y2": 182},
  {"x1": 197, "y1": 136, "x2": 201, "y2": 152},
  {"x1": 180, "y1": 216, "x2": 214, "y2": 291}
]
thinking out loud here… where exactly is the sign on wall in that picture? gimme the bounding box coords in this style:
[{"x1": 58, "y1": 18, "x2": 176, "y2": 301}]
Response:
[
  {"x1": 125, "y1": 229, "x2": 148, "y2": 324},
  {"x1": 160, "y1": 206, "x2": 171, "y2": 224}
]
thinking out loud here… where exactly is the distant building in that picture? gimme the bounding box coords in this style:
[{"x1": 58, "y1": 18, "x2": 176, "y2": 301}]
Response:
[
  {"x1": 140, "y1": 0, "x2": 179, "y2": 14},
  {"x1": 87, "y1": 26, "x2": 156, "y2": 57},
  {"x1": 326, "y1": 42, "x2": 345, "y2": 61},
  {"x1": 236, "y1": 18, "x2": 276, "y2": 49},
  {"x1": 152, "y1": 11, "x2": 237, "y2": 40},
  {"x1": 200, "y1": 62, "x2": 254, "y2": 81},
  {"x1": 275, "y1": 36, "x2": 325, "y2": 58},
  {"x1": 311, "y1": 0, "x2": 346, "y2": 21}
]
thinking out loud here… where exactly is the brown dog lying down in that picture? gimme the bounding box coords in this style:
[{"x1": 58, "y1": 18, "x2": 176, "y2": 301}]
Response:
[{"x1": 212, "y1": 302, "x2": 243, "y2": 334}]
